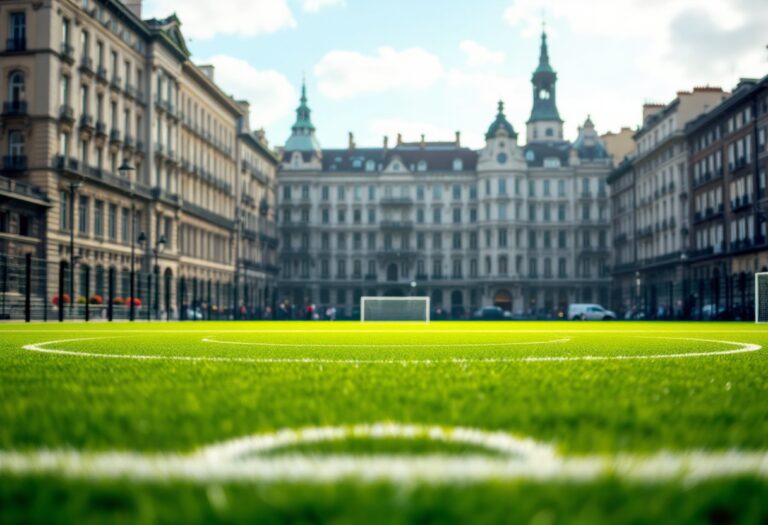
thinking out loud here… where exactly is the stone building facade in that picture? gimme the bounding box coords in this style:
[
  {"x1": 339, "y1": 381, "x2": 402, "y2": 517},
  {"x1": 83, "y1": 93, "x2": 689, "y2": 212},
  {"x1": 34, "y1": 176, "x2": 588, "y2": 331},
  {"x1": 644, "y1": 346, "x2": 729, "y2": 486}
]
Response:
[
  {"x1": 0, "y1": 0, "x2": 278, "y2": 319},
  {"x1": 277, "y1": 32, "x2": 612, "y2": 319},
  {"x1": 685, "y1": 76, "x2": 768, "y2": 319}
]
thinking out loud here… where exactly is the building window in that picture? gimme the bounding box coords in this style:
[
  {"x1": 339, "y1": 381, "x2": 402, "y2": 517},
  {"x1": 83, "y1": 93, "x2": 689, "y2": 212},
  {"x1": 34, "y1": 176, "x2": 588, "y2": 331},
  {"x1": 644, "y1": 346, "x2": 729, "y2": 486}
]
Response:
[
  {"x1": 94, "y1": 200, "x2": 104, "y2": 237},
  {"x1": 59, "y1": 190, "x2": 69, "y2": 230},
  {"x1": 77, "y1": 195, "x2": 88, "y2": 235},
  {"x1": 8, "y1": 130, "x2": 24, "y2": 157},
  {"x1": 8, "y1": 70, "x2": 24, "y2": 102},
  {"x1": 9, "y1": 12, "x2": 26, "y2": 49},
  {"x1": 452, "y1": 158, "x2": 463, "y2": 171},
  {"x1": 121, "y1": 207, "x2": 129, "y2": 242},
  {"x1": 108, "y1": 204, "x2": 117, "y2": 239}
]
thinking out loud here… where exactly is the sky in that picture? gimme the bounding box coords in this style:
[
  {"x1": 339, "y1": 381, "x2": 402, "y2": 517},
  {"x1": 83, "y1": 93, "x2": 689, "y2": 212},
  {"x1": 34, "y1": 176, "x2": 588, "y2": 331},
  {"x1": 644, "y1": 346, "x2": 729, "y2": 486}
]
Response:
[{"x1": 142, "y1": 0, "x2": 768, "y2": 150}]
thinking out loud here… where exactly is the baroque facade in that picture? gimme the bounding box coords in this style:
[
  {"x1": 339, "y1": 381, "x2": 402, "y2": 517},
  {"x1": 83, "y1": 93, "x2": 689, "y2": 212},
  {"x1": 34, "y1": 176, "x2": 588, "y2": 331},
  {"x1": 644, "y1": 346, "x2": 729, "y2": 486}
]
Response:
[
  {"x1": 0, "y1": 0, "x2": 278, "y2": 319},
  {"x1": 277, "y1": 31, "x2": 612, "y2": 318}
]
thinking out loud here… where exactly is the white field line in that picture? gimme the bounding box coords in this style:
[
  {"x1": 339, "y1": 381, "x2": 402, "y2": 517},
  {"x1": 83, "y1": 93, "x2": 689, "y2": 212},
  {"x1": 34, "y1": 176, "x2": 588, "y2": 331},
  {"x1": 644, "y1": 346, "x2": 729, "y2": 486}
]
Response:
[
  {"x1": 3, "y1": 328, "x2": 767, "y2": 334},
  {"x1": 21, "y1": 337, "x2": 762, "y2": 364},
  {"x1": 200, "y1": 337, "x2": 571, "y2": 348},
  {"x1": 0, "y1": 423, "x2": 766, "y2": 483}
]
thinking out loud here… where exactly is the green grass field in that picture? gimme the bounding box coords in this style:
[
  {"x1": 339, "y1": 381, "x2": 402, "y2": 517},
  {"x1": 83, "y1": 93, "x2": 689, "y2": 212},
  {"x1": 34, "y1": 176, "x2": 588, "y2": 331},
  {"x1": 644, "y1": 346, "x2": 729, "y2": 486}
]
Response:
[{"x1": 1, "y1": 321, "x2": 767, "y2": 524}]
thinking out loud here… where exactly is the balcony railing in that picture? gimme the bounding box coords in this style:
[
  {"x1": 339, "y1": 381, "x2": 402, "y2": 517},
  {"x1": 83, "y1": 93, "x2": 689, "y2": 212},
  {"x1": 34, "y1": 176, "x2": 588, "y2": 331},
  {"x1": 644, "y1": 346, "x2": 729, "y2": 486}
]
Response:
[
  {"x1": 2, "y1": 155, "x2": 28, "y2": 171},
  {"x1": 79, "y1": 56, "x2": 93, "y2": 72},
  {"x1": 0, "y1": 174, "x2": 47, "y2": 202},
  {"x1": 5, "y1": 37, "x2": 26, "y2": 52},
  {"x1": 95, "y1": 121, "x2": 106, "y2": 137},
  {"x1": 79, "y1": 114, "x2": 94, "y2": 130},
  {"x1": 60, "y1": 43, "x2": 74, "y2": 63},
  {"x1": 2, "y1": 100, "x2": 27, "y2": 115},
  {"x1": 59, "y1": 105, "x2": 74, "y2": 123},
  {"x1": 109, "y1": 129, "x2": 121, "y2": 143}
]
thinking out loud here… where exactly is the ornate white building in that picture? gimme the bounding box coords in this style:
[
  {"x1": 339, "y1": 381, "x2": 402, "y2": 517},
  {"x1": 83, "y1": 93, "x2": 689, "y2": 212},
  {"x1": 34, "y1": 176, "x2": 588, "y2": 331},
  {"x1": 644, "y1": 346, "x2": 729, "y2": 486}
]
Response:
[{"x1": 277, "y1": 31, "x2": 612, "y2": 318}]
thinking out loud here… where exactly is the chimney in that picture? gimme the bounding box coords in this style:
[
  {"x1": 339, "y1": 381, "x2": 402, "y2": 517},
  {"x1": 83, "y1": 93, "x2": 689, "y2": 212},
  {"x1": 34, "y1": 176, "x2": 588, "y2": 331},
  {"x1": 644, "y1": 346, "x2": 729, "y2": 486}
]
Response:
[
  {"x1": 348, "y1": 131, "x2": 355, "y2": 150},
  {"x1": 198, "y1": 65, "x2": 215, "y2": 82},
  {"x1": 420, "y1": 134, "x2": 425, "y2": 148},
  {"x1": 123, "y1": 0, "x2": 142, "y2": 18},
  {"x1": 255, "y1": 128, "x2": 268, "y2": 147},
  {"x1": 383, "y1": 136, "x2": 389, "y2": 151},
  {"x1": 455, "y1": 131, "x2": 461, "y2": 147},
  {"x1": 237, "y1": 100, "x2": 250, "y2": 133},
  {"x1": 642, "y1": 103, "x2": 664, "y2": 122},
  {"x1": 397, "y1": 133, "x2": 402, "y2": 145}
]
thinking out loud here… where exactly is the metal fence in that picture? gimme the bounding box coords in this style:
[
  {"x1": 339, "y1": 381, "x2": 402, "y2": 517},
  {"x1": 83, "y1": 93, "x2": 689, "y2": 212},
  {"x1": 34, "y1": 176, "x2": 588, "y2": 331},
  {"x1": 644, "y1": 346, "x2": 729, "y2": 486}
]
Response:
[{"x1": 0, "y1": 255, "x2": 275, "y2": 322}]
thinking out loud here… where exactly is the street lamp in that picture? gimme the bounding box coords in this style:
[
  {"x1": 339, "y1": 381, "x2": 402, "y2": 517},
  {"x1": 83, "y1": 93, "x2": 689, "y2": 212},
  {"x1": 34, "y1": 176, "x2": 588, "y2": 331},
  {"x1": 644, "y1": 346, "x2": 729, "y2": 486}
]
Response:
[
  {"x1": 119, "y1": 160, "x2": 136, "y2": 321},
  {"x1": 69, "y1": 179, "x2": 82, "y2": 315},
  {"x1": 145, "y1": 234, "x2": 166, "y2": 320}
]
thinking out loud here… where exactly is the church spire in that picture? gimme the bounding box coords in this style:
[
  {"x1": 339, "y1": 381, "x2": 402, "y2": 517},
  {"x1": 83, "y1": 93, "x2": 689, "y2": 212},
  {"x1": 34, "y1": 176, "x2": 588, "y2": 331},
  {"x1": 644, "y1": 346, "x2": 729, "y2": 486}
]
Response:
[
  {"x1": 527, "y1": 26, "x2": 563, "y2": 142},
  {"x1": 285, "y1": 78, "x2": 321, "y2": 153}
]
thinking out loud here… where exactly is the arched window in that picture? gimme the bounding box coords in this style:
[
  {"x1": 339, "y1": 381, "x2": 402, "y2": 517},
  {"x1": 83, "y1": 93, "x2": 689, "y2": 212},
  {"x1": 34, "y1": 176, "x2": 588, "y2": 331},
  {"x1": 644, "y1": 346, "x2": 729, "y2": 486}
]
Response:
[{"x1": 8, "y1": 70, "x2": 24, "y2": 102}]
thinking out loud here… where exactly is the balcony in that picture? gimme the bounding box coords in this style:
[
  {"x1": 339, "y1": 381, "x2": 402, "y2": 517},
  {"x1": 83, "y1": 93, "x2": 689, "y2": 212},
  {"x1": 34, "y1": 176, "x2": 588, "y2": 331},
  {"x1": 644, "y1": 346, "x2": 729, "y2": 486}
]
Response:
[
  {"x1": 58, "y1": 105, "x2": 75, "y2": 124},
  {"x1": 5, "y1": 37, "x2": 26, "y2": 52},
  {"x1": 380, "y1": 196, "x2": 413, "y2": 206},
  {"x1": 2, "y1": 100, "x2": 27, "y2": 116},
  {"x1": 79, "y1": 56, "x2": 93, "y2": 73},
  {"x1": 78, "y1": 114, "x2": 94, "y2": 132},
  {"x1": 123, "y1": 135, "x2": 134, "y2": 149},
  {"x1": 2, "y1": 155, "x2": 27, "y2": 172},
  {"x1": 379, "y1": 220, "x2": 414, "y2": 230},
  {"x1": 109, "y1": 128, "x2": 122, "y2": 144},
  {"x1": 150, "y1": 186, "x2": 179, "y2": 205},
  {"x1": 0, "y1": 175, "x2": 47, "y2": 203},
  {"x1": 60, "y1": 43, "x2": 74, "y2": 64},
  {"x1": 110, "y1": 75, "x2": 122, "y2": 91},
  {"x1": 95, "y1": 121, "x2": 107, "y2": 138},
  {"x1": 96, "y1": 66, "x2": 108, "y2": 82}
]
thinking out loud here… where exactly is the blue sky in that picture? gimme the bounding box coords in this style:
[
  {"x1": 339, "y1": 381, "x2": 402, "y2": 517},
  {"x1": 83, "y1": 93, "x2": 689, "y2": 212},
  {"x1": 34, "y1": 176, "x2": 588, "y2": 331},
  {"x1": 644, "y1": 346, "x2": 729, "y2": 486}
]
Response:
[{"x1": 143, "y1": 0, "x2": 767, "y2": 149}]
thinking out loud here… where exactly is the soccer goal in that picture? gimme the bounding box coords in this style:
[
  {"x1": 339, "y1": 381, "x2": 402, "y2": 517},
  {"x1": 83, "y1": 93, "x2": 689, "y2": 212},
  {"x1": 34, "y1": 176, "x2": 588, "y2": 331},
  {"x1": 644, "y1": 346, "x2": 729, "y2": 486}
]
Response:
[
  {"x1": 360, "y1": 296, "x2": 430, "y2": 322},
  {"x1": 756, "y1": 273, "x2": 768, "y2": 323}
]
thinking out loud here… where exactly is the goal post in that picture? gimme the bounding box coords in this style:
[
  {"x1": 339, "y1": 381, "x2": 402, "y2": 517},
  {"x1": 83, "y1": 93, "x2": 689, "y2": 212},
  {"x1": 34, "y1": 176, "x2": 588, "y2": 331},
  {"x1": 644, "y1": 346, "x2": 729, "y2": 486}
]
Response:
[
  {"x1": 756, "y1": 273, "x2": 768, "y2": 323},
  {"x1": 360, "y1": 296, "x2": 430, "y2": 322}
]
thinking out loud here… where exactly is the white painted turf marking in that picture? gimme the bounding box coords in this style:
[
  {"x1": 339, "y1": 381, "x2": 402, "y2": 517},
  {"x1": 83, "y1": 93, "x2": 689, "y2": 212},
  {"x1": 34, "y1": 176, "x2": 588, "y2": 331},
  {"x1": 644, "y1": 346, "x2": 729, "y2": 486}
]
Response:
[
  {"x1": 0, "y1": 423, "x2": 766, "y2": 483},
  {"x1": 200, "y1": 337, "x2": 572, "y2": 348},
  {"x1": 21, "y1": 337, "x2": 762, "y2": 364}
]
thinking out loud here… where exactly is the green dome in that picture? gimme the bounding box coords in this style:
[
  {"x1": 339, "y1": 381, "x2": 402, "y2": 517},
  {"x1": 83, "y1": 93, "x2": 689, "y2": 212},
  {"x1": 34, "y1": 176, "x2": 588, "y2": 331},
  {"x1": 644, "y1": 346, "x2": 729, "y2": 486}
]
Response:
[{"x1": 486, "y1": 101, "x2": 517, "y2": 140}]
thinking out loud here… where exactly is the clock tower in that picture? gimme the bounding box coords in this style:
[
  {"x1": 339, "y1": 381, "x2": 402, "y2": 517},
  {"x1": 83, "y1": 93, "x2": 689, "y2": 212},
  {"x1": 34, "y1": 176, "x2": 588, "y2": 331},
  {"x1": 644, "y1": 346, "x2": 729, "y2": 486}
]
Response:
[{"x1": 526, "y1": 28, "x2": 564, "y2": 143}]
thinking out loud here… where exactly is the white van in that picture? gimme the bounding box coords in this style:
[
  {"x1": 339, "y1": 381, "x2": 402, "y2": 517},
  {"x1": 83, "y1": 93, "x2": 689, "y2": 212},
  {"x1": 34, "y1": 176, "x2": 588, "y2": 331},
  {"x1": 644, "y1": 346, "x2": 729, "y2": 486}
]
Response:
[{"x1": 567, "y1": 303, "x2": 617, "y2": 321}]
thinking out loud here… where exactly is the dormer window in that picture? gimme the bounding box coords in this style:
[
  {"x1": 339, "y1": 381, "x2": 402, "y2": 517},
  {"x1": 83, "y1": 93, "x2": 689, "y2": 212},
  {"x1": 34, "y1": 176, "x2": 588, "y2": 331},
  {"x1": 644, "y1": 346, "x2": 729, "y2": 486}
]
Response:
[
  {"x1": 525, "y1": 150, "x2": 535, "y2": 162},
  {"x1": 292, "y1": 152, "x2": 301, "y2": 167},
  {"x1": 417, "y1": 160, "x2": 427, "y2": 172},
  {"x1": 543, "y1": 157, "x2": 560, "y2": 168},
  {"x1": 452, "y1": 158, "x2": 463, "y2": 171},
  {"x1": 545, "y1": 128, "x2": 553, "y2": 137},
  {"x1": 365, "y1": 159, "x2": 375, "y2": 171},
  {"x1": 392, "y1": 162, "x2": 400, "y2": 171},
  {"x1": 352, "y1": 158, "x2": 362, "y2": 168}
]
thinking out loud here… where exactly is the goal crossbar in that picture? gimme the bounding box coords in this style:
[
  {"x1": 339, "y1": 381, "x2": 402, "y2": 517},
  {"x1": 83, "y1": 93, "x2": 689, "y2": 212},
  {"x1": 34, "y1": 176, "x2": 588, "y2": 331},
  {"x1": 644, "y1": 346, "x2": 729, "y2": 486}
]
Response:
[{"x1": 360, "y1": 296, "x2": 430, "y2": 322}]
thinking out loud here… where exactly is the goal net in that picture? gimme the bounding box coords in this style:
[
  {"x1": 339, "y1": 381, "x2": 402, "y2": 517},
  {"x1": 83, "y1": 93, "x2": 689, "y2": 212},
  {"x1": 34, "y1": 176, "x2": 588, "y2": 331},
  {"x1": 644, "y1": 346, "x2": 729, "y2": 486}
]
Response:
[
  {"x1": 757, "y1": 273, "x2": 768, "y2": 323},
  {"x1": 361, "y1": 297, "x2": 430, "y2": 322}
]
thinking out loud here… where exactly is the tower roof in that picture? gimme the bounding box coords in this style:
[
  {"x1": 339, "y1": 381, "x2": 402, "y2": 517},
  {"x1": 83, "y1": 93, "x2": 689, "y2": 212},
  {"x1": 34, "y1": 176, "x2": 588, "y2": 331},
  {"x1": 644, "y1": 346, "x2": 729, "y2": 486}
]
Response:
[
  {"x1": 528, "y1": 29, "x2": 562, "y2": 124},
  {"x1": 486, "y1": 100, "x2": 518, "y2": 140},
  {"x1": 534, "y1": 29, "x2": 554, "y2": 75},
  {"x1": 285, "y1": 78, "x2": 321, "y2": 153}
]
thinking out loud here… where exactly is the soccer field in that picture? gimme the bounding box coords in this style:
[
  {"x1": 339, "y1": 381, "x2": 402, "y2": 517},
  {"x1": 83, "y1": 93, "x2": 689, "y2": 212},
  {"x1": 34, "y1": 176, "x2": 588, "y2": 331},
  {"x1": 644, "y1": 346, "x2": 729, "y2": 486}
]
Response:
[{"x1": 1, "y1": 321, "x2": 767, "y2": 524}]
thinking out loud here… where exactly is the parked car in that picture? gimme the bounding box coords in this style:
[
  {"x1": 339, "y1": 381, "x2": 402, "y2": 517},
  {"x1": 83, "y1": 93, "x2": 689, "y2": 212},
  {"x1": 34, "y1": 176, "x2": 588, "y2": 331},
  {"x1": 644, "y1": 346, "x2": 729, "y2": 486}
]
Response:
[
  {"x1": 567, "y1": 303, "x2": 617, "y2": 321},
  {"x1": 471, "y1": 306, "x2": 512, "y2": 320}
]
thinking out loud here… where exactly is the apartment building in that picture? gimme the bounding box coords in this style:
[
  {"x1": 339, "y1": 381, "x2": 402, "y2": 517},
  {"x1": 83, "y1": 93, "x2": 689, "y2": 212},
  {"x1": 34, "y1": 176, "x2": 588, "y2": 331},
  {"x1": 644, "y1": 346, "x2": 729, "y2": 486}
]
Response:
[
  {"x1": 685, "y1": 76, "x2": 768, "y2": 318},
  {"x1": 608, "y1": 87, "x2": 728, "y2": 317},
  {"x1": 0, "y1": 0, "x2": 278, "y2": 319}
]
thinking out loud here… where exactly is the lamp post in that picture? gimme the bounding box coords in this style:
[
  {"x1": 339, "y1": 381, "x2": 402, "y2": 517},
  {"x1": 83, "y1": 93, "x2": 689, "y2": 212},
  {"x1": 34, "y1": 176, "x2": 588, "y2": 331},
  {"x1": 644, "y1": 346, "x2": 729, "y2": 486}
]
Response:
[
  {"x1": 69, "y1": 180, "x2": 82, "y2": 315},
  {"x1": 140, "y1": 233, "x2": 166, "y2": 320},
  {"x1": 119, "y1": 160, "x2": 136, "y2": 321}
]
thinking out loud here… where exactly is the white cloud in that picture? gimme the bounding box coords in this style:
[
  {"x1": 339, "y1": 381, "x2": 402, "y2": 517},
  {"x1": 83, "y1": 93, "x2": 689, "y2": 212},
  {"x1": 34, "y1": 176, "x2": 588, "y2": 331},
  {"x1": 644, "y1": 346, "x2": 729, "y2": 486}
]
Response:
[
  {"x1": 144, "y1": 0, "x2": 296, "y2": 40},
  {"x1": 201, "y1": 55, "x2": 297, "y2": 129},
  {"x1": 459, "y1": 40, "x2": 505, "y2": 66},
  {"x1": 314, "y1": 47, "x2": 444, "y2": 99},
  {"x1": 302, "y1": 0, "x2": 345, "y2": 13},
  {"x1": 502, "y1": 0, "x2": 765, "y2": 88},
  {"x1": 367, "y1": 118, "x2": 457, "y2": 144}
]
